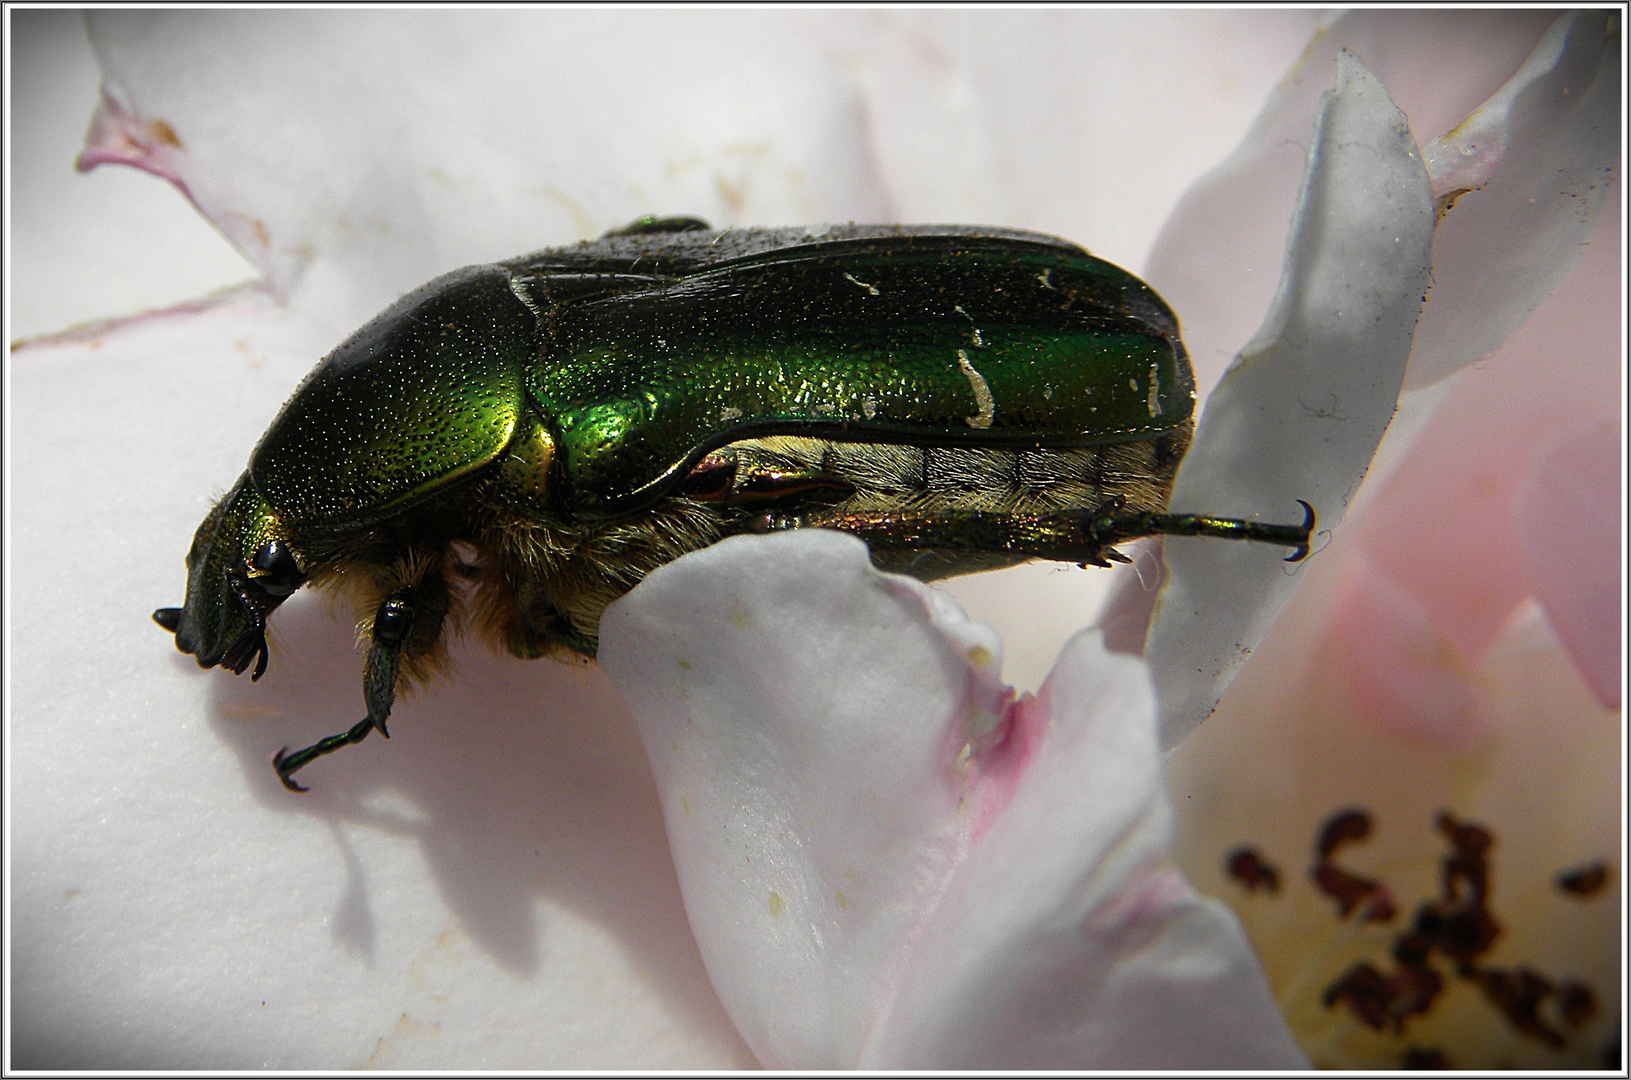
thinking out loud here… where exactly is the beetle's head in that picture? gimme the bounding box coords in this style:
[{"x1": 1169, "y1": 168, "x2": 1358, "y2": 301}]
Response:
[{"x1": 154, "y1": 473, "x2": 306, "y2": 681}]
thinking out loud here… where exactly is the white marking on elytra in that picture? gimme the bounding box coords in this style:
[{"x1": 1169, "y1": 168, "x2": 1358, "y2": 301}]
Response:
[
  {"x1": 861, "y1": 396, "x2": 877, "y2": 419},
  {"x1": 957, "y1": 349, "x2": 995, "y2": 429},
  {"x1": 1147, "y1": 362, "x2": 1163, "y2": 418},
  {"x1": 844, "y1": 272, "x2": 880, "y2": 296},
  {"x1": 720, "y1": 406, "x2": 743, "y2": 422},
  {"x1": 507, "y1": 275, "x2": 544, "y2": 319},
  {"x1": 1037, "y1": 268, "x2": 1055, "y2": 290}
]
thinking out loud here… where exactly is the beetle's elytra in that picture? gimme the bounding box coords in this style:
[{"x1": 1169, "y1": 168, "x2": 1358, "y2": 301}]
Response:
[{"x1": 155, "y1": 216, "x2": 1313, "y2": 790}]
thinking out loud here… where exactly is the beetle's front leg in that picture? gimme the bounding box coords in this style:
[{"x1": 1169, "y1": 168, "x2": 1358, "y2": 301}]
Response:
[{"x1": 272, "y1": 593, "x2": 418, "y2": 792}]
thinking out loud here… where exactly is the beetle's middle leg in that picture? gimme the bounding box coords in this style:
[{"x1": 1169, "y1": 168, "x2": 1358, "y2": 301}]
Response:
[{"x1": 273, "y1": 569, "x2": 449, "y2": 792}]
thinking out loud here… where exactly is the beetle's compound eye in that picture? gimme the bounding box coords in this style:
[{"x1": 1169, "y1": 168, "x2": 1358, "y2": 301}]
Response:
[{"x1": 248, "y1": 538, "x2": 305, "y2": 598}]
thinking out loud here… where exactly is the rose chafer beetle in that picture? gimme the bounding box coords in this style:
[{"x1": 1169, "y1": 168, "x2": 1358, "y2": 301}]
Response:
[{"x1": 155, "y1": 216, "x2": 1313, "y2": 790}]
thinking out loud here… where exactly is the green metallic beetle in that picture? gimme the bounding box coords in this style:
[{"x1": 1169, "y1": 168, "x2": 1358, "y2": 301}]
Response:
[{"x1": 154, "y1": 216, "x2": 1313, "y2": 790}]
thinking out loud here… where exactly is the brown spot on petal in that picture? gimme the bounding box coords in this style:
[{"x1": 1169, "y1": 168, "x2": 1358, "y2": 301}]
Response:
[
  {"x1": 1324, "y1": 962, "x2": 1393, "y2": 1030},
  {"x1": 1226, "y1": 846, "x2": 1280, "y2": 894},
  {"x1": 1314, "y1": 863, "x2": 1395, "y2": 922},
  {"x1": 1557, "y1": 980, "x2": 1597, "y2": 1027},
  {"x1": 1477, "y1": 967, "x2": 1566, "y2": 1048},
  {"x1": 1401, "y1": 1046, "x2": 1451, "y2": 1069},
  {"x1": 1388, "y1": 962, "x2": 1444, "y2": 1030},
  {"x1": 1322, "y1": 958, "x2": 1444, "y2": 1035},
  {"x1": 1410, "y1": 899, "x2": 1501, "y2": 974},
  {"x1": 1435, "y1": 811, "x2": 1492, "y2": 857},
  {"x1": 1556, "y1": 861, "x2": 1610, "y2": 897},
  {"x1": 1317, "y1": 808, "x2": 1372, "y2": 858},
  {"x1": 1432, "y1": 186, "x2": 1475, "y2": 223},
  {"x1": 149, "y1": 118, "x2": 183, "y2": 148}
]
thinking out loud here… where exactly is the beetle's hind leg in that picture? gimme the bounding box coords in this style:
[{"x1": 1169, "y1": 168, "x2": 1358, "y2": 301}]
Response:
[
  {"x1": 768, "y1": 498, "x2": 1315, "y2": 577},
  {"x1": 273, "y1": 574, "x2": 448, "y2": 792},
  {"x1": 1092, "y1": 499, "x2": 1318, "y2": 563}
]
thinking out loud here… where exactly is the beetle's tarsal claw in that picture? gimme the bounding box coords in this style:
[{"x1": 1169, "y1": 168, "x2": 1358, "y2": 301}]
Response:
[
  {"x1": 1102, "y1": 547, "x2": 1133, "y2": 565},
  {"x1": 153, "y1": 607, "x2": 182, "y2": 633},
  {"x1": 1281, "y1": 501, "x2": 1317, "y2": 563},
  {"x1": 272, "y1": 749, "x2": 309, "y2": 793},
  {"x1": 273, "y1": 716, "x2": 380, "y2": 793},
  {"x1": 250, "y1": 639, "x2": 270, "y2": 682}
]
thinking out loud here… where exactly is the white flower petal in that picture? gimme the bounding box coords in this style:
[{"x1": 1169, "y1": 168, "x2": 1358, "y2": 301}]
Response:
[
  {"x1": 81, "y1": 10, "x2": 893, "y2": 325},
  {"x1": 11, "y1": 299, "x2": 752, "y2": 1068},
  {"x1": 1408, "y1": 11, "x2": 1621, "y2": 388},
  {"x1": 598, "y1": 531, "x2": 1006, "y2": 1065},
  {"x1": 600, "y1": 530, "x2": 1303, "y2": 1068}
]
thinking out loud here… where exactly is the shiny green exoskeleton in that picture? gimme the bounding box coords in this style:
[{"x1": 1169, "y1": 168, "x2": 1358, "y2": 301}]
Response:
[{"x1": 154, "y1": 216, "x2": 1313, "y2": 790}]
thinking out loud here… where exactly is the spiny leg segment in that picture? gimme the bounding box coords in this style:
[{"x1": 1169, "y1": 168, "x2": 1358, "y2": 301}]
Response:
[{"x1": 757, "y1": 499, "x2": 1316, "y2": 567}]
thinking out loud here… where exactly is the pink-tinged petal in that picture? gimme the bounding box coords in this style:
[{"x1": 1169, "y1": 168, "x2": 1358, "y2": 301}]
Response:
[
  {"x1": 1145, "y1": 54, "x2": 1434, "y2": 747},
  {"x1": 1409, "y1": 12, "x2": 1621, "y2": 389},
  {"x1": 1327, "y1": 553, "x2": 1493, "y2": 749},
  {"x1": 1513, "y1": 418, "x2": 1623, "y2": 709},
  {"x1": 599, "y1": 530, "x2": 1303, "y2": 1068},
  {"x1": 862, "y1": 626, "x2": 1305, "y2": 1068},
  {"x1": 1351, "y1": 197, "x2": 1620, "y2": 662},
  {"x1": 76, "y1": 88, "x2": 192, "y2": 194},
  {"x1": 80, "y1": 11, "x2": 893, "y2": 325}
]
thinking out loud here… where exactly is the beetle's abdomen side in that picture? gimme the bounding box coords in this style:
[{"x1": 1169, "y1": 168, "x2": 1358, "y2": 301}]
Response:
[
  {"x1": 250, "y1": 267, "x2": 537, "y2": 535},
  {"x1": 527, "y1": 234, "x2": 1194, "y2": 520},
  {"x1": 471, "y1": 424, "x2": 1191, "y2": 659}
]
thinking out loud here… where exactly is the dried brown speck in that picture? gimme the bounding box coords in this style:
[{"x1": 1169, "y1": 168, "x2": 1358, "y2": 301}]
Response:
[
  {"x1": 1436, "y1": 811, "x2": 1492, "y2": 857},
  {"x1": 1410, "y1": 899, "x2": 1500, "y2": 972},
  {"x1": 1317, "y1": 808, "x2": 1372, "y2": 858},
  {"x1": 1477, "y1": 966, "x2": 1566, "y2": 1048},
  {"x1": 1225, "y1": 846, "x2": 1280, "y2": 894},
  {"x1": 149, "y1": 118, "x2": 183, "y2": 148},
  {"x1": 1557, "y1": 980, "x2": 1597, "y2": 1027},
  {"x1": 1401, "y1": 1046, "x2": 1450, "y2": 1069},
  {"x1": 1313, "y1": 863, "x2": 1395, "y2": 922},
  {"x1": 1556, "y1": 861, "x2": 1609, "y2": 897},
  {"x1": 1322, "y1": 958, "x2": 1443, "y2": 1034},
  {"x1": 1324, "y1": 962, "x2": 1392, "y2": 1030}
]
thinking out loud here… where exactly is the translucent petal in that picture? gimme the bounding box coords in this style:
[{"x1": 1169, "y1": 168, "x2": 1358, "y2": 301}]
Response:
[
  {"x1": 1410, "y1": 11, "x2": 1622, "y2": 388},
  {"x1": 1142, "y1": 10, "x2": 1556, "y2": 401},
  {"x1": 1144, "y1": 54, "x2": 1435, "y2": 747}
]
